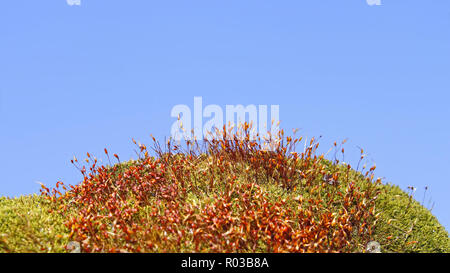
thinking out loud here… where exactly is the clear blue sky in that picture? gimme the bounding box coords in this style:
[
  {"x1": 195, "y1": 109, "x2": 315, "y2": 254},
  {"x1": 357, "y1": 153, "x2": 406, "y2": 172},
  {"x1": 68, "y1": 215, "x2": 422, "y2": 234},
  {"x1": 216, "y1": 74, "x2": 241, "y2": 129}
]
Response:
[{"x1": 1, "y1": 1, "x2": 449, "y2": 230}]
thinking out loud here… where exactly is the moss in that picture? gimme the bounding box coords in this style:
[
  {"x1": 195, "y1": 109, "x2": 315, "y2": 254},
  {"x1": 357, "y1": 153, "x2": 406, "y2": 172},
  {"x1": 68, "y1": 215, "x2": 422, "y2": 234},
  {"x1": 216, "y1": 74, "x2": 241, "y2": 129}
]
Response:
[
  {"x1": 1, "y1": 166, "x2": 448, "y2": 253},
  {"x1": 372, "y1": 184, "x2": 450, "y2": 253},
  {"x1": 0, "y1": 195, "x2": 70, "y2": 253}
]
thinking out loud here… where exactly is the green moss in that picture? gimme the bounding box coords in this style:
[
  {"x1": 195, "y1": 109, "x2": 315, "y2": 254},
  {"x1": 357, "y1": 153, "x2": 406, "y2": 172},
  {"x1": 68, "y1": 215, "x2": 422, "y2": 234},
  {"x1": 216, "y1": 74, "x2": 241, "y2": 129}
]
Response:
[
  {"x1": 372, "y1": 184, "x2": 450, "y2": 253},
  {"x1": 0, "y1": 195, "x2": 70, "y2": 253}
]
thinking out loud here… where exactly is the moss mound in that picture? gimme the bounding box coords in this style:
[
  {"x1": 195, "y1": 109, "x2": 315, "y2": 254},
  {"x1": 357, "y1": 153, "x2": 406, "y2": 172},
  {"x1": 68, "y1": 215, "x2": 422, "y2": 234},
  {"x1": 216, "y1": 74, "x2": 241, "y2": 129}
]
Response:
[
  {"x1": 1, "y1": 127, "x2": 448, "y2": 253},
  {"x1": 0, "y1": 181, "x2": 450, "y2": 253},
  {"x1": 1, "y1": 169, "x2": 448, "y2": 253}
]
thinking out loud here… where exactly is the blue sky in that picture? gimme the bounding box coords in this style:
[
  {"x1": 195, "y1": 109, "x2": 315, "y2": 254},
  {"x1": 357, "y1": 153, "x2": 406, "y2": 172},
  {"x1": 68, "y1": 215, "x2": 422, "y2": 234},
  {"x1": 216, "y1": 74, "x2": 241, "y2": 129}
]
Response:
[{"x1": 1, "y1": 1, "x2": 449, "y2": 229}]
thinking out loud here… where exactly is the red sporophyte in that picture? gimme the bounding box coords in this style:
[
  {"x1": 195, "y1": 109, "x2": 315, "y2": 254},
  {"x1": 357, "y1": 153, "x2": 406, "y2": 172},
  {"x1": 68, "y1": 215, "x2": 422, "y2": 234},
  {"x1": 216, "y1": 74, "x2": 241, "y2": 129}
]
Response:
[{"x1": 42, "y1": 122, "x2": 380, "y2": 253}]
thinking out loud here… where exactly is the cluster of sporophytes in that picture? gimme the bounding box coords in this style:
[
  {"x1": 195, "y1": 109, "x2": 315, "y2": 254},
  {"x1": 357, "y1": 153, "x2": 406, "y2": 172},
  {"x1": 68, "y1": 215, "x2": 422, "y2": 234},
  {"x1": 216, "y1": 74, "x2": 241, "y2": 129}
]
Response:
[{"x1": 1, "y1": 124, "x2": 448, "y2": 252}]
